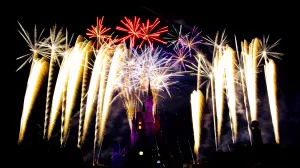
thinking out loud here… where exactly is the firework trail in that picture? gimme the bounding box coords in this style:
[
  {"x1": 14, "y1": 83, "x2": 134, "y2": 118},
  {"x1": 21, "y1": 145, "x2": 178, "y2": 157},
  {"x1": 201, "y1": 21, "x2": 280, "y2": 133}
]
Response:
[
  {"x1": 264, "y1": 59, "x2": 279, "y2": 143},
  {"x1": 190, "y1": 90, "x2": 205, "y2": 160},
  {"x1": 80, "y1": 47, "x2": 106, "y2": 146},
  {"x1": 94, "y1": 53, "x2": 110, "y2": 145},
  {"x1": 47, "y1": 51, "x2": 71, "y2": 139},
  {"x1": 234, "y1": 36, "x2": 252, "y2": 144},
  {"x1": 18, "y1": 58, "x2": 49, "y2": 144},
  {"x1": 94, "y1": 44, "x2": 125, "y2": 165},
  {"x1": 42, "y1": 25, "x2": 66, "y2": 139},
  {"x1": 242, "y1": 38, "x2": 260, "y2": 122},
  {"x1": 78, "y1": 41, "x2": 93, "y2": 147},
  {"x1": 224, "y1": 46, "x2": 238, "y2": 143},
  {"x1": 213, "y1": 47, "x2": 225, "y2": 145},
  {"x1": 62, "y1": 36, "x2": 85, "y2": 143},
  {"x1": 61, "y1": 70, "x2": 68, "y2": 147}
]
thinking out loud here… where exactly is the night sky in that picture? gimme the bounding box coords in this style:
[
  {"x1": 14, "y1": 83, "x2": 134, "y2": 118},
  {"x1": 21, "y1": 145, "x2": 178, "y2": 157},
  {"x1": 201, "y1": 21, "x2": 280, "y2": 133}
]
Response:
[{"x1": 15, "y1": 3, "x2": 300, "y2": 163}]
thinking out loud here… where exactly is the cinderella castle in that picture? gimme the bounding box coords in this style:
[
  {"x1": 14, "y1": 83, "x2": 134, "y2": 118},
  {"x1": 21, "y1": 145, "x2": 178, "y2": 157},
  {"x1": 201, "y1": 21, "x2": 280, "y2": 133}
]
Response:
[{"x1": 111, "y1": 83, "x2": 164, "y2": 168}]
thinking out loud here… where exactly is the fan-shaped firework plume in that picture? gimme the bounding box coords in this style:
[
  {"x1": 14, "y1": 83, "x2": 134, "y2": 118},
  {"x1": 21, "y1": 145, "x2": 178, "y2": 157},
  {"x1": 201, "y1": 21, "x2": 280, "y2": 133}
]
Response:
[
  {"x1": 42, "y1": 25, "x2": 66, "y2": 139},
  {"x1": 80, "y1": 47, "x2": 101, "y2": 146},
  {"x1": 139, "y1": 18, "x2": 168, "y2": 49},
  {"x1": 224, "y1": 46, "x2": 238, "y2": 143},
  {"x1": 86, "y1": 16, "x2": 112, "y2": 49},
  {"x1": 213, "y1": 47, "x2": 225, "y2": 144},
  {"x1": 47, "y1": 51, "x2": 71, "y2": 140},
  {"x1": 16, "y1": 22, "x2": 47, "y2": 72},
  {"x1": 241, "y1": 38, "x2": 260, "y2": 122},
  {"x1": 78, "y1": 41, "x2": 93, "y2": 147},
  {"x1": 116, "y1": 16, "x2": 141, "y2": 48},
  {"x1": 190, "y1": 90, "x2": 205, "y2": 161},
  {"x1": 94, "y1": 44, "x2": 125, "y2": 165},
  {"x1": 264, "y1": 59, "x2": 279, "y2": 143},
  {"x1": 61, "y1": 36, "x2": 86, "y2": 143},
  {"x1": 18, "y1": 58, "x2": 49, "y2": 144}
]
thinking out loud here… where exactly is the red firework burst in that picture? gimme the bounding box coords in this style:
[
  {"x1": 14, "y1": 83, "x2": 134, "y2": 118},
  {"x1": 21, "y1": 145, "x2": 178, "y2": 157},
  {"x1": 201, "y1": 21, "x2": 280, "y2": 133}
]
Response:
[
  {"x1": 86, "y1": 16, "x2": 111, "y2": 49},
  {"x1": 116, "y1": 16, "x2": 141, "y2": 48},
  {"x1": 138, "y1": 18, "x2": 168, "y2": 49}
]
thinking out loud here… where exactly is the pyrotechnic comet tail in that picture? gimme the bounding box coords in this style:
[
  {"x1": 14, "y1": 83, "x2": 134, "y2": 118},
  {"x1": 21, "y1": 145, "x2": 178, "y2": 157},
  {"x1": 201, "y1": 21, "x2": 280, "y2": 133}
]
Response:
[
  {"x1": 93, "y1": 53, "x2": 111, "y2": 163},
  {"x1": 242, "y1": 38, "x2": 260, "y2": 121},
  {"x1": 47, "y1": 51, "x2": 71, "y2": 139},
  {"x1": 78, "y1": 41, "x2": 93, "y2": 147},
  {"x1": 43, "y1": 25, "x2": 66, "y2": 139},
  {"x1": 190, "y1": 90, "x2": 205, "y2": 161},
  {"x1": 18, "y1": 58, "x2": 49, "y2": 144},
  {"x1": 81, "y1": 47, "x2": 106, "y2": 146},
  {"x1": 264, "y1": 59, "x2": 279, "y2": 143},
  {"x1": 62, "y1": 36, "x2": 85, "y2": 143},
  {"x1": 224, "y1": 46, "x2": 238, "y2": 143}
]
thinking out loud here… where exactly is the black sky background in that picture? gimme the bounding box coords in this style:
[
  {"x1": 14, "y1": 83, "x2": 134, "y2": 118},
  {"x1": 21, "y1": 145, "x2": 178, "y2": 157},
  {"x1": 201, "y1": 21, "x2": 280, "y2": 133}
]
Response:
[{"x1": 14, "y1": 2, "x2": 300, "y2": 163}]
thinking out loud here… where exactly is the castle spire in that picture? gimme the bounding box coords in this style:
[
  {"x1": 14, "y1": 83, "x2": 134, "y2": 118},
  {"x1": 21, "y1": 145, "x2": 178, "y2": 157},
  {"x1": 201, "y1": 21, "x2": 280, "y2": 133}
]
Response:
[
  {"x1": 147, "y1": 78, "x2": 152, "y2": 97},
  {"x1": 142, "y1": 102, "x2": 146, "y2": 112}
]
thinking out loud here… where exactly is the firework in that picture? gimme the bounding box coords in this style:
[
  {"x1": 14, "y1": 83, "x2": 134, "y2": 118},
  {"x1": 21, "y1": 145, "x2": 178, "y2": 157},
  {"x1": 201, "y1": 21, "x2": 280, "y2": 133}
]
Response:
[
  {"x1": 86, "y1": 16, "x2": 112, "y2": 49},
  {"x1": 78, "y1": 40, "x2": 93, "y2": 147},
  {"x1": 242, "y1": 38, "x2": 260, "y2": 121},
  {"x1": 62, "y1": 37, "x2": 86, "y2": 143},
  {"x1": 180, "y1": 26, "x2": 202, "y2": 56},
  {"x1": 116, "y1": 16, "x2": 141, "y2": 48},
  {"x1": 235, "y1": 36, "x2": 252, "y2": 144},
  {"x1": 94, "y1": 44, "x2": 125, "y2": 165},
  {"x1": 164, "y1": 24, "x2": 186, "y2": 47},
  {"x1": 139, "y1": 18, "x2": 168, "y2": 49},
  {"x1": 190, "y1": 90, "x2": 205, "y2": 160},
  {"x1": 213, "y1": 47, "x2": 225, "y2": 144},
  {"x1": 80, "y1": 47, "x2": 107, "y2": 146},
  {"x1": 264, "y1": 59, "x2": 279, "y2": 143},
  {"x1": 224, "y1": 46, "x2": 237, "y2": 143},
  {"x1": 18, "y1": 58, "x2": 49, "y2": 144},
  {"x1": 42, "y1": 25, "x2": 66, "y2": 139},
  {"x1": 16, "y1": 22, "x2": 47, "y2": 72},
  {"x1": 47, "y1": 51, "x2": 71, "y2": 139}
]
